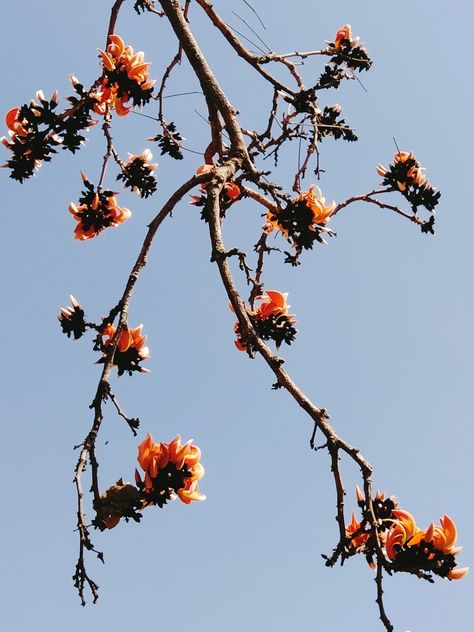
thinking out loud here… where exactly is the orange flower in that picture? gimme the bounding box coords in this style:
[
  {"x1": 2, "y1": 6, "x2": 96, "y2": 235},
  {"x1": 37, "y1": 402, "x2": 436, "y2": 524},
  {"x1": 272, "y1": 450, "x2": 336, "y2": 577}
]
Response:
[
  {"x1": 190, "y1": 164, "x2": 240, "y2": 205},
  {"x1": 377, "y1": 151, "x2": 427, "y2": 191},
  {"x1": 69, "y1": 175, "x2": 131, "y2": 240},
  {"x1": 265, "y1": 185, "x2": 335, "y2": 241},
  {"x1": 136, "y1": 433, "x2": 205, "y2": 506},
  {"x1": 423, "y1": 515, "x2": 462, "y2": 556},
  {"x1": 297, "y1": 185, "x2": 336, "y2": 224},
  {"x1": 224, "y1": 181, "x2": 241, "y2": 200},
  {"x1": 385, "y1": 509, "x2": 425, "y2": 560},
  {"x1": 94, "y1": 34, "x2": 155, "y2": 117},
  {"x1": 101, "y1": 323, "x2": 150, "y2": 375},
  {"x1": 255, "y1": 290, "x2": 290, "y2": 320},
  {"x1": 333, "y1": 24, "x2": 358, "y2": 49},
  {"x1": 346, "y1": 512, "x2": 370, "y2": 550},
  {"x1": 3, "y1": 107, "x2": 28, "y2": 142},
  {"x1": 232, "y1": 290, "x2": 297, "y2": 353}
]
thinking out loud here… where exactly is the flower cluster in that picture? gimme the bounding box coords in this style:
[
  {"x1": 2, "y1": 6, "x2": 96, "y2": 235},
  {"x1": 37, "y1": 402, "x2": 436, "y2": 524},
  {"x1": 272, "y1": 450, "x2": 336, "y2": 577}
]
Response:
[
  {"x1": 233, "y1": 290, "x2": 297, "y2": 355},
  {"x1": 99, "y1": 323, "x2": 150, "y2": 376},
  {"x1": 58, "y1": 295, "x2": 87, "y2": 340},
  {"x1": 69, "y1": 174, "x2": 131, "y2": 240},
  {"x1": 266, "y1": 185, "x2": 335, "y2": 258},
  {"x1": 1, "y1": 85, "x2": 100, "y2": 182},
  {"x1": 95, "y1": 35, "x2": 155, "y2": 116},
  {"x1": 317, "y1": 25, "x2": 372, "y2": 89},
  {"x1": 190, "y1": 164, "x2": 241, "y2": 220},
  {"x1": 117, "y1": 149, "x2": 157, "y2": 197},
  {"x1": 386, "y1": 511, "x2": 468, "y2": 580},
  {"x1": 1, "y1": 95, "x2": 61, "y2": 181},
  {"x1": 346, "y1": 488, "x2": 468, "y2": 580},
  {"x1": 377, "y1": 151, "x2": 440, "y2": 214},
  {"x1": 135, "y1": 434, "x2": 205, "y2": 507}
]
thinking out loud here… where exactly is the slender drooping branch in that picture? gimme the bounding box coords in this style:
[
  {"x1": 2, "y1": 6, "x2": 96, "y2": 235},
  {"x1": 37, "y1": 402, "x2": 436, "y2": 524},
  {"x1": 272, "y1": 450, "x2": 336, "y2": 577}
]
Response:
[{"x1": 73, "y1": 169, "x2": 212, "y2": 603}]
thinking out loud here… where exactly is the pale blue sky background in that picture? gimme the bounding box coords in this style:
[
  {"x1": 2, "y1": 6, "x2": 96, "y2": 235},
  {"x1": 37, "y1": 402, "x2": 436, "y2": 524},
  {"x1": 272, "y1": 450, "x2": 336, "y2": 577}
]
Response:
[{"x1": 0, "y1": 1, "x2": 472, "y2": 631}]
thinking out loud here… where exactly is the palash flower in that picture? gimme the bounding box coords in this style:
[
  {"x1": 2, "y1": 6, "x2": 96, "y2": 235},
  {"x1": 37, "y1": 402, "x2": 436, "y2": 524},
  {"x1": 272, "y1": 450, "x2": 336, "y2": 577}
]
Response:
[
  {"x1": 190, "y1": 164, "x2": 241, "y2": 206},
  {"x1": 100, "y1": 322, "x2": 150, "y2": 375},
  {"x1": 385, "y1": 510, "x2": 468, "y2": 580},
  {"x1": 136, "y1": 433, "x2": 206, "y2": 506},
  {"x1": 422, "y1": 516, "x2": 469, "y2": 580},
  {"x1": 346, "y1": 512, "x2": 370, "y2": 550},
  {"x1": 233, "y1": 290, "x2": 297, "y2": 353},
  {"x1": 385, "y1": 509, "x2": 426, "y2": 560},
  {"x1": 377, "y1": 151, "x2": 427, "y2": 191},
  {"x1": 255, "y1": 290, "x2": 291, "y2": 320},
  {"x1": 69, "y1": 174, "x2": 131, "y2": 240},
  {"x1": 333, "y1": 24, "x2": 359, "y2": 49},
  {"x1": 1, "y1": 107, "x2": 28, "y2": 147},
  {"x1": 118, "y1": 148, "x2": 158, "y2": 197},
  {"x1": 94, "y1": 34, "x2": 155, "y2": 117},
  {"x1": 296, "y1": 185, "x2": 336, "y2": 224},
  {"x1": 265, "y1": 185, "x2": 335, "y2": 247},
  {"x1": 424, "y1": 515, "x2": 461, "y2": 555}
]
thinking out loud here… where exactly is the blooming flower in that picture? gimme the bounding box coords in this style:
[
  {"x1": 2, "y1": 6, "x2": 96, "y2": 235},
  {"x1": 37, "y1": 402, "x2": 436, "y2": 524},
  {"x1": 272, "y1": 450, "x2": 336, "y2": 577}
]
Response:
[
  {"x1": 255, "y1": 290, "x2": 291, "y2": 320},
  {"x1": 385, "y1": 509, "x2": 425, "y2": 560},
  {"x1": 333, "y1": 24, "x2": 359, "y2": 49},
  {"x1": 346, "y1": 512, "x2": 370, "y2": 550},
  {"x1": 233, "y1": 290, "x2": 297, "y2": 353},
  {"x1": 296, "y1": 185, "x2": 336, "y2": 224},
  {"x1": 100, "y1": 322, "x2": 150, "y2": 375},
  {"x1": 136, "y1": 433, "x2": 205, "y2": 507},
  {"x1": 190, "y1": 164, "x2": 241, "y2": 207},
  {"x1": 265, "y1": 185, "x2": 335, "y2": 250},
  {"x1": 2, "y1": 108, "x2": 28, "y2": 147},
  {"x1": 385, "y1": 510, "x2": 468, "y2": 580},
  {"x1": 94, "y1": 34, "x2": 155, "y2": 117},
  {"x1": 377, "y1": 151, "x2": 427, "y2": 191},
  {"x1": 69, "y1": 173, "x2": 131, "y2": 240}
]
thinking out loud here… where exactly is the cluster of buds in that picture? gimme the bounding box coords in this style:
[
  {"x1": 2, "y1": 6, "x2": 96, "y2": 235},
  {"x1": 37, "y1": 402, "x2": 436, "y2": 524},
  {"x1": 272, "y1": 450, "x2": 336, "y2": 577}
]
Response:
[
  {"x1": 69, "y1": 173, "x2": 131, "y2": 240},
  {"x1": 317, "y1": 104, "x2": 357, "y2": 142},
  {"x1": 377, "y1": 151, "x2": 440, "y2": 214},
  {"x1": 233, "y1": 290, "x2": 297, "y2": 355},
  {"x1": 190, "y1": 164, "x2": 241, "y2": 220},
  {"x1": 148, "y1": 121, "x2": 184, "y2": 160},
  {"x1": 135, "y1": 434, "x2": 206, "y2": 507},
  {"x1": 95, "y1": 34, "x2": 155, "y2": 116},
  {"x1": 117, "y1": 149, "x2": 157, "y2": 197},
  {"x1": 317, "y1": 25, "x2": 372, "y2": 89},
  {"x1": 266, "y1": 185, "x2": 336, "y2": 259},
  {"x1": 58, "y1": 295, "x2": 87, "y2": 340},
  {"x1": 99, "y1": 323, "x2": 150, "y2": 376},
  {"x1": 345, "y1": 488, "x2": 468, "y2": 581}
]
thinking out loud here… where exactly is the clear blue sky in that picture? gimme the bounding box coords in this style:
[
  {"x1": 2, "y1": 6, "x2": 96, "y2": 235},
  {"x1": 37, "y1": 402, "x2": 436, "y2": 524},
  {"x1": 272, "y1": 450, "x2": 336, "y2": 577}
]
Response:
[{"x1": 0, "y1": 1, "x2": 472, "y2": 631}]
